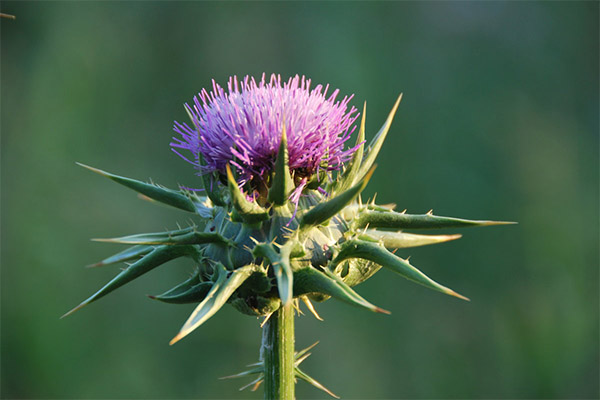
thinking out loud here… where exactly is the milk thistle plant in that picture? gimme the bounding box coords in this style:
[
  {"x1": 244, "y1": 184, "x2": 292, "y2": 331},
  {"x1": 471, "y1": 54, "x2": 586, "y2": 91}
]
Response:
[{"x1": 65, "y1": 74, "x2": 511, "y2": 399}]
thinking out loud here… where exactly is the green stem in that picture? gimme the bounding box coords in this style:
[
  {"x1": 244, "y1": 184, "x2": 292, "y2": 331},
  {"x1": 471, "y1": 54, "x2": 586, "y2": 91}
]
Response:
[{"x1": 262, "y1": 303, "x2": 295, "y2": 399}]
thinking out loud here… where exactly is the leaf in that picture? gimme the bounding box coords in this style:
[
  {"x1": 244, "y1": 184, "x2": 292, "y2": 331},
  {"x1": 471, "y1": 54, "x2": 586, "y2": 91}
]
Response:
[
  {"x1": 190, "y1": 195, "x2": 214, "y2": 218},
  {"x1": 354, "y1": 94, "x2": 402, "y2": 183},
  {"x1": 149, "y1": 272, "x2": 200, "y2": 298},
  {"x1": 300, "y1": 166, "x2": 375, "y2": 229},
  {"x1": 331, "y1": 239, "x2": 469, "y2": 301},
  {"x1": 169, "y1": 264, "x2": 257, "y2": 344},
  {"x1": 268, "y1": 124, "x2": 294, "y2": 205},
  {"x1": 335, "y1": 101, "x2": 366, "y2": 193},
  {"x1": 149, "y1": 282, "x2": 213, "y2": 304},
  {"x1": 93, "y1": 228, "x2": 232, "y2": 246},
  {"x1": 293, "y1": 267, "x2": 389, "y2": 314},
  {"x1": 361, "y1": 229, "x2": 462, "y2": 249},
  {"x1": 226, "y1": 164, "x2": 269, "y2": 224},
  {"x1": 77, "y1": 163, "x2": 196, "y2": 212},
  {"x1": 355, "y1": 210, "x2": 516, "y2": 230},
  {"x1": 253, "y1": 243, "x2": 293, "y2": 306},
  {"x1": 62, "y1": 245, "x2": 198, "y2": 318},
  {"x1": 87, "y1": 245, "x2": 153, "y2": 268}
]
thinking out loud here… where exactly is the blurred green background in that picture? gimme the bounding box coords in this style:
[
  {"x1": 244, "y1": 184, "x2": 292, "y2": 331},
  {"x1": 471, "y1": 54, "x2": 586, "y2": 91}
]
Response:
[{"x1": 2, "y1": 2, "x2": 598, "y2": 399}]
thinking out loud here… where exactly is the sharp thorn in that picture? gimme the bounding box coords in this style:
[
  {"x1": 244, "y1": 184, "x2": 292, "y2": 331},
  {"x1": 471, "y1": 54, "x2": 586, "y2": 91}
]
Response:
[
  {"x1": 250, "y1": 379, "x2": 263, "y2": 392},
  {"x1": 301, "y1": 297, "x2": 324, "y2": 321},
  {"x1": 60, "y1": 302, "x2": 86, "y2": 319},
  {"x1": 260, "y1": 312, "x2": 274, "y2": 328},
  {"x1": 374, "y1": 306, "x2": 392, "y2": 315},
  {"x1": 169, "y1": 332, "x2": 185, "y2": 346},
  {"x1": 446, "y1": 289, "x2": 470, "y2": 302}
]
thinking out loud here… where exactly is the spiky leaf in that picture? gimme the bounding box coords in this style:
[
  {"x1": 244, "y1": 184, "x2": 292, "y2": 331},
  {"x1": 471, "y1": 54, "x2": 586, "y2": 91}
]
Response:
[
  {"x1": 77, "y1": 163, "x2": 197, "y2": 213},
  {"x1": 361, "y1": 229, "x2": 462, "y2": 249},
  {"x1": 170, "y1": 264, "x2": 257, "y2": 344},
  {"x1": 94, "y1": 229, "x2": 232, "y2": 246},
  {"x1": 355, "y1": 210, "x2": 515, "y2": 230},
  {"x1": 150, "y1": 282, "x2": 213, "y2": 304},
  {"x1": 354, "y1": 94, "x2": 402, "y2": 183},
  {"x1": 335, "y1": 102, "x2": 366, "y2": 193},
  {"x1": 150, "y1": 272, "x2": 200, "y2": 298},
  {"x1": 87, "y1": 245, "x2": 153, "y2": 268},
  {"x1": 268, "y1": 124, "x2": 294, "y2": 205},
  {"x1": 332, "y1": 239, "x2": 468, "y2": 300},
  {"x1": 253, "y1": 243, "x2": 293, "y2": 306},
  {"x1": 63, "y1": 245, "x2": 198, "y2": 317},
  {"x1": 226, "y1": 164, "x2": 269, "y2": 224},
  {"x1": 293, "y1": 267, "x2": 389, "y2": 314},
  {"x1": 300, "y1": 166, "x2": 375, "y2": 229}
]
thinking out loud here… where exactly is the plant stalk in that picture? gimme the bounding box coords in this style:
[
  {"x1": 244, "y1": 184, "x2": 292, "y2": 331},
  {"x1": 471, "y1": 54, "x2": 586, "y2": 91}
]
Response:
[{"x1": 262, "y1": 302, "x2": 295, "y2": 399}]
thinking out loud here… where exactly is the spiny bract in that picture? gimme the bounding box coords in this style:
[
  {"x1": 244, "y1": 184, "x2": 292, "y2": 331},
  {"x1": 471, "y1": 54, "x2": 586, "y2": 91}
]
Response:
[{"x1": 66, "y1": 75, "x2": 511, "y2": 349}]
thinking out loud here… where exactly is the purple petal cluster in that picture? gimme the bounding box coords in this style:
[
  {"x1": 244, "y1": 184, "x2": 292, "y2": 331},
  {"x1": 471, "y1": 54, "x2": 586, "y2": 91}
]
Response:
[{"x1": 171, "y1": 74, "x2": 359, "y2": 186}]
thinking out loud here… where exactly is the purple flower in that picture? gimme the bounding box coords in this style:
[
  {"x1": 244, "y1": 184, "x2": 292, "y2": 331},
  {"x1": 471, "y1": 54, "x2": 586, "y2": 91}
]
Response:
[{"x1": 171, "y1": 74, "x2": 359, "y2": 191}]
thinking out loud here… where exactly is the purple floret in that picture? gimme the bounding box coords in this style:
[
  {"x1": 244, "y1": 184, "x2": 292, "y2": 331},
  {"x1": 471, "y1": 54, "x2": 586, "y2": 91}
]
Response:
[{"x1": 171, "y1": 74, "x2": 359, "y2": 188}]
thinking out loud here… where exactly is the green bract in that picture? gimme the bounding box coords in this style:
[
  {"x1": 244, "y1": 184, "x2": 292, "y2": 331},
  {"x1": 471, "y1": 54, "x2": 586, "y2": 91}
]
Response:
[{"x1": 66, "y1": 95, "x2": 513, "y2": 397}]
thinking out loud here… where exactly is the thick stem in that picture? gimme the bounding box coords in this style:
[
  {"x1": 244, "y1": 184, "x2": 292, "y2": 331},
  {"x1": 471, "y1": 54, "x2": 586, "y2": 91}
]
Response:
[{"x1": 262, "y1": 303, "x2": 295, "y2": 399}]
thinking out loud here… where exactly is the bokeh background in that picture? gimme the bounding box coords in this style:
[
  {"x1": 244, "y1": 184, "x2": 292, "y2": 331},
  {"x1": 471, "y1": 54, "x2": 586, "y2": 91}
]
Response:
[{"x1": 2, "y1": 2, "x2": 598, "y2": 399}]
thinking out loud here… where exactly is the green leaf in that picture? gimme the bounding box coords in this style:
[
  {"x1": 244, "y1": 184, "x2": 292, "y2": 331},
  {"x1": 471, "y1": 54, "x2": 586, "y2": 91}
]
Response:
[
  {"x1": 361, "y1": 229, "x2": 462, "y2": 249},
  {"x1": 335, "y1": 102, "x2": 366, "y2": 193},
  {"x1": 87, "y1": 245, "x2": 153, "y2": 268},
  {"x1": 354, "y1": 94, "x2": 402, "y2": 183},
  {"x1": 226, "y1": 164, "x2": 269, "y2": 224},
  {"x1": 300, "y1": 166, "x2": 375, "y2": 229},
  {"x1": 268, "y1": 124, "x2": 294, "y2": 205},
  {"x1": 149, "y1": 272, "x2": 200, "y2": 298},
  {"x1": 293, "y1": 267, "x2": 389, "y2": 314},
  {"x1": 253, "y1": 243, "x2": 293, "y2": 306},
  {"x1": 169, "y1": 264, "x2": 257, "y2": 344},
  {"x1": 149, "y1": 282, "x2": 213, "y2": 304},
  {"x1": 331, "y1": 239, "x2": 469, "y2": 301},
  {"x1": 62, "y1": 245, "x2": 198, "y2": 318},
  {"x1": 190, "y1": 195, "x2": 214, "y2": 218},
  {"x1": 93, "y1": 228, "x2": 232, "y2": 246},
  {"x1": 77, "y1": 163, "x2": 196, "y2": 213},
  {"x1": 355, "y1": 210, "x2": 516, "y2": 230}
]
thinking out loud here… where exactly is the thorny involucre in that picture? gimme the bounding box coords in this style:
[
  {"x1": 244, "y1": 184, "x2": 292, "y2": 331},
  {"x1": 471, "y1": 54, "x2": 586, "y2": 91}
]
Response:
[{"x1": 66, "y1": 73, "x2": 511, "y2": 397}]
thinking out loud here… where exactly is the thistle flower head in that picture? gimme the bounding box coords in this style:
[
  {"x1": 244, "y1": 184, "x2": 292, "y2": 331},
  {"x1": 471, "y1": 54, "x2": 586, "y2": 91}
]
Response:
[
  {"x1": 68, "y1": 76, "x2": 513, "y2": 398},
  {"x1": 171, "y1": 74, "x2": 359, "y2": 192}
]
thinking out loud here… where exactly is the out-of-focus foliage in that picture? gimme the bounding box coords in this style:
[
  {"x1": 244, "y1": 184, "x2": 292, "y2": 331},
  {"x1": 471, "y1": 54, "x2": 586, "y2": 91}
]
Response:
[{"x1": 1, "y1": 2, "x2": 597, "y2": 399}]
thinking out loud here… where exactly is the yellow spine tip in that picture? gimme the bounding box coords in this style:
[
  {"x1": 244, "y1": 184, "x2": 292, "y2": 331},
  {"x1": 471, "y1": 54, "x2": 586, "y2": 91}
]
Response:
[
  {"x1": 447, "y1": 290, "x2": 470, "y2": 302},
  {"x1": 85, "y1": 262, "x2": 103, "y2": 268},
  {"x1": 169, "y1": 333, "x2": 184, "y2": 346},
  {"x1": 444, "y1": 234, "x2": 463, "y2": 242},
  {"x1": 484, "y1": 220, "x2": 518, "y2": 226},
  {"x1": 375, "y1": 307, "x2": 392, "y2": 315},
  {"x1": 60, "y1": 303, "x2": 85, "y2": 319}
]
